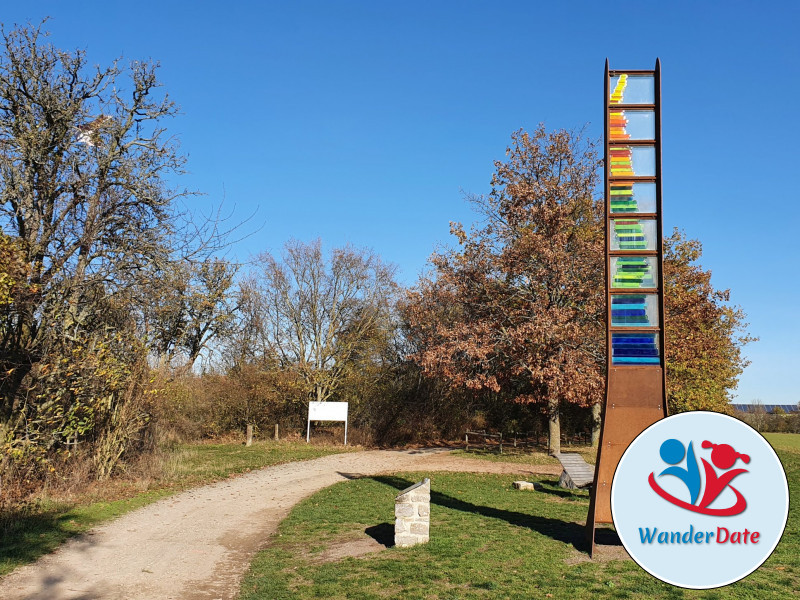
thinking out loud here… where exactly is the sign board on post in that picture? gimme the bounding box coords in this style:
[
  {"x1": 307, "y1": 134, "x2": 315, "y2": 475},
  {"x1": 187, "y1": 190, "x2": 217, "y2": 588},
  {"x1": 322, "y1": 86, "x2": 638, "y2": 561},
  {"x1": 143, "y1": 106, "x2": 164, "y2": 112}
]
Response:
[{"x1": 306, "y1": 401, "x2": 348, "y2": 445}]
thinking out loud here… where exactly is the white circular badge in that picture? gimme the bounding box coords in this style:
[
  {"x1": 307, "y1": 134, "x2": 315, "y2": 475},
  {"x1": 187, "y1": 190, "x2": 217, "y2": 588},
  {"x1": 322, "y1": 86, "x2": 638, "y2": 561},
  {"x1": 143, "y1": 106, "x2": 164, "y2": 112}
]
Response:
[{"x1": 611, "y1": 411, "x2": 789, "y2": 589}]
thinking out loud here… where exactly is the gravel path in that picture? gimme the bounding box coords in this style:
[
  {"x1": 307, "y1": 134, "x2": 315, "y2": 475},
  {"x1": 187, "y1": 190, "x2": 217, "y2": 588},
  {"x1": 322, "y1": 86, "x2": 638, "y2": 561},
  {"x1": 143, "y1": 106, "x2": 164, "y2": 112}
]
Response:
[{"x1": 1, "y1": 449, "x2": 560, "y2": 600}]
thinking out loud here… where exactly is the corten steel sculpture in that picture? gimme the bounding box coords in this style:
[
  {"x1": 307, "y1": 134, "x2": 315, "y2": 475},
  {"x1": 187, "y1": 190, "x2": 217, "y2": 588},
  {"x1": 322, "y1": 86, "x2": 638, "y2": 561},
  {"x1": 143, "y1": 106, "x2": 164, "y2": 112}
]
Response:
[{"x1": 586, "y1": 59, "x2": 668, "y2": 556}]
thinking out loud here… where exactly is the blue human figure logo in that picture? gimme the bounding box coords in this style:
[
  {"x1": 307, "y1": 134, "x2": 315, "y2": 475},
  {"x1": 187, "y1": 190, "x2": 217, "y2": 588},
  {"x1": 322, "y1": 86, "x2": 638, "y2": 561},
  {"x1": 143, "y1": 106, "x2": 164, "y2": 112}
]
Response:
[{"x1": 658, "y1": 438, "x2": 701, "y2": 505}]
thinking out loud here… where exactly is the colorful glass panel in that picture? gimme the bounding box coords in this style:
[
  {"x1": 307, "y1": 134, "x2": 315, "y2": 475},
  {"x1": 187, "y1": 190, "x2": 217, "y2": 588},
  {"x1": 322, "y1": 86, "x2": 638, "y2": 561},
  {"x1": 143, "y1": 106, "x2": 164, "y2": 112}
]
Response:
[
  {"x1": 609, "y1": 110, "x2": 655, "y2": 141},
  {"x1": 609, "y1": 146, "x2": 655, "y2": 177},
  {"x1": 611, "y1": 332, "x2": 660, "y2": 365},
  {"x1": 609, "y1": 74, "x2": 655, "y2": 104},
  {"x1": 611, "y1": 294, "x2": 659, "y2": 327},
  {"x1": 609, "y1": 181, "x2": 656, "y2": 214},
  {"x1": 610, "y1": 218, "x2": 657, "y2": 251},
  {"x1": 610, "y1": 256, "x2": 658, "y2": 289}
]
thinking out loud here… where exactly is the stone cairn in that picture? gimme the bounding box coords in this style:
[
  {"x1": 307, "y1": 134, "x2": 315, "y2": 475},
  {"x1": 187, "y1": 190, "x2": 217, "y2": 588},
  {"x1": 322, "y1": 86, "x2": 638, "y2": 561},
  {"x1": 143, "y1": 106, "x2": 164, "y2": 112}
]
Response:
[{"x1": 394, "y1": 478, "x2": 430, "y2": 548}]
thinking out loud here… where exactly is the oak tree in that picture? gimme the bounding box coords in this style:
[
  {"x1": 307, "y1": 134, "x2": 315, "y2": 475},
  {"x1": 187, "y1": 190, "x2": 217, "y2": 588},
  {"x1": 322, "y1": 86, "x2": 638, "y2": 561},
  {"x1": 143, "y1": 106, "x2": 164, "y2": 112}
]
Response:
[
  {"x1": 406, "y1": 126, "x2": 605, "y2": 454},
  {"x1": 144, "y1": 257, "x2": 238, "y2": 370},
  {"x1": 406, "y1": 126, "x2": 754, "y2": 453}
]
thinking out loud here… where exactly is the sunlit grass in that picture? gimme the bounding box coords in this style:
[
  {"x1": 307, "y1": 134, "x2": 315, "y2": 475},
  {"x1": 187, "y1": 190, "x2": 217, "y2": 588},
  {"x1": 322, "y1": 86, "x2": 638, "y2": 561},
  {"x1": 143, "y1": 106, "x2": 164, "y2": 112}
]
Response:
[
  {"x1": 163, "y1": 439, "x2": 356, "y2": 484},
  {"x1": 241, "y1": 450, "x2": 800, "y2": 599},
  {"x1": 763, "y1": 432, "x2": 800, "y2": 454}
]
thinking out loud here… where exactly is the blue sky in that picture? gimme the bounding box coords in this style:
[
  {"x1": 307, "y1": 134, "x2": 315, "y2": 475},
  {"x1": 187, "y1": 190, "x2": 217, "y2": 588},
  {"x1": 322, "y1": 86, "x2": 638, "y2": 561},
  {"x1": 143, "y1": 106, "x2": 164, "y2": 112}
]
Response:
[{"x1": 3, "y1": 1, "x2": 798, "y2": 405}]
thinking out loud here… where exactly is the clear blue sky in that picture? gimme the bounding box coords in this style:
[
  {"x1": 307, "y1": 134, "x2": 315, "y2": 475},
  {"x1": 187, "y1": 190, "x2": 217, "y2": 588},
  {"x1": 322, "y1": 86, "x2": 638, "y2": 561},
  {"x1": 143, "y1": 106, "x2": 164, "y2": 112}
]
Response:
[{"x1": 3, "y1": 1, "x2": 798, "y2": 405}]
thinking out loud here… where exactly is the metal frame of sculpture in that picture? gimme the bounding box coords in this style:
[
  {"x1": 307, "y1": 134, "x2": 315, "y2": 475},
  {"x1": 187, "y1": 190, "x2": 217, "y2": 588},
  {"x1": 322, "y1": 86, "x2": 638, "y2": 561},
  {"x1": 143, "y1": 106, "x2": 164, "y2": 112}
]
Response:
[{"x1": 586, "y1": 59, "x2": 668, "y2": 556}]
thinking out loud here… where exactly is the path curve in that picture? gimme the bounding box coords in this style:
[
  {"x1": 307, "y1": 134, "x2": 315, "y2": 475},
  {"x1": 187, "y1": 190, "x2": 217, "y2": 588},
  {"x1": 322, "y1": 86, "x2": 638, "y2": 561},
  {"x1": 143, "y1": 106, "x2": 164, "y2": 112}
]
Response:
[{"x1": 1, "y1": 449, "x2": 560, "y2": 599}]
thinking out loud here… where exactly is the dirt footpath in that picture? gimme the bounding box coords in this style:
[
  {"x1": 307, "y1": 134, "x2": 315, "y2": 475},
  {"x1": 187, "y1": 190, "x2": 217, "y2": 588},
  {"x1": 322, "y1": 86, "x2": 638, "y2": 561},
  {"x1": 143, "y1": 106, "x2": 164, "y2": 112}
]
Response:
[{"x1": 1, "y1": 449, "x2": 560, "y2": 600}]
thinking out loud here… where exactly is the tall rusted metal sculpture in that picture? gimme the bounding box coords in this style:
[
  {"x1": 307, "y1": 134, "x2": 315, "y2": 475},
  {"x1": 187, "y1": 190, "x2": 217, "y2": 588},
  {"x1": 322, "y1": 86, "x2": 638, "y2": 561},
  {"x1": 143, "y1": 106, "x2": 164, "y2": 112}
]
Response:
[{"x1": 586, "y1": 60, "x2": 668, "y2": 555}]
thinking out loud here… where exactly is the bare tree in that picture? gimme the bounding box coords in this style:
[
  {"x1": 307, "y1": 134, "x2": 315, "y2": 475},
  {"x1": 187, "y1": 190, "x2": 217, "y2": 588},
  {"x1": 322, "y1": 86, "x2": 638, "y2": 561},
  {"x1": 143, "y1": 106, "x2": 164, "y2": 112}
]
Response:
[
  {"x1": 747, "y1": 400, "x2": 768, "y2": 433},
  {"x1": 0, "y1": 22, "x2": 226, "y2": 478},
  {"x1": 247, "y1": 239, "x2": 397, "y2": 404},
  {"x1": 143, "y1": 257, "x2": 238, "y2": 370},
  {"x1": 0, "y1": 22, "x2": 186, "y2": 404}
]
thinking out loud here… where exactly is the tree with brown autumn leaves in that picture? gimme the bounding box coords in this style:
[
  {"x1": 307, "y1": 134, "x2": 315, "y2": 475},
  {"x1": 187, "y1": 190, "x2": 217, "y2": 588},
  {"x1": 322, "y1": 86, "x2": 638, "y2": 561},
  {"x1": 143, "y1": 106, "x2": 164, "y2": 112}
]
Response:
[
  {"x1": 405, "y1": 126, "x2": 606, "y2": 455},
  {"x1": 405, "y1": 126, "x2": 753, "y2": 454}
]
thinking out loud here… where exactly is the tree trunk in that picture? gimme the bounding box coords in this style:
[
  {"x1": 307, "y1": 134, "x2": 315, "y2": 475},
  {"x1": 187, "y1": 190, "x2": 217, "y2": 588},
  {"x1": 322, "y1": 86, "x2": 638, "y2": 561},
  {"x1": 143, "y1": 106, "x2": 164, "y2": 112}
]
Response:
[
  {"x1": 591, "y1": 400, "x2": 602, "y2": 447},
  {"x1": 547, "y1": 397, "x2": 560, "y2": 455},
  {"x1": 0, "y1": 359, "x2": 32, "y2": 422}
]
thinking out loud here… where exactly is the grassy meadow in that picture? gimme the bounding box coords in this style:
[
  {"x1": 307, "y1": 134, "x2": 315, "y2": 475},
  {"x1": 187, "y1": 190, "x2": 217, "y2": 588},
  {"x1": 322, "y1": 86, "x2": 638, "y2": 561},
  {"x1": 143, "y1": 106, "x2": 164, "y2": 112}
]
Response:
[{"x1": 240, "y1": 437, "x2": 800, "y2": 599}]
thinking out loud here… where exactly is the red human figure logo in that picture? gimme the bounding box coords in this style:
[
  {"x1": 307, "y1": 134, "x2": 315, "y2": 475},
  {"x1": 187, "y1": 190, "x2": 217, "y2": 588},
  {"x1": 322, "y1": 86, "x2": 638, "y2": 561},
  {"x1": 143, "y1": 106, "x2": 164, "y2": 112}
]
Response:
[
  {"x1": 697, "y1": 441, "x2": 750, "y2": 513},
  {"x1": 648, "y1": 439, "x2": 751, "y2": 516}
]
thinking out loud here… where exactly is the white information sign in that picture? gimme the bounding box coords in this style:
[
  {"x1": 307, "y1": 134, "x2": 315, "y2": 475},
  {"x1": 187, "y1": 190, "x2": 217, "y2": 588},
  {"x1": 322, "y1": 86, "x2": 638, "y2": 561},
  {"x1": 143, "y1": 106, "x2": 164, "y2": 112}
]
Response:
[{"x1": 306, "y1": 401, "x2": 348, "y2": 445}]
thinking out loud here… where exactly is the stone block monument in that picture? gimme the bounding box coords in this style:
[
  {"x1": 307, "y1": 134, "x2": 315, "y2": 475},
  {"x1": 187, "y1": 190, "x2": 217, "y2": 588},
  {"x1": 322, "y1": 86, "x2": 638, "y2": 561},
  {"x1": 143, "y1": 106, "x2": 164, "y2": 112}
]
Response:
[{"x1": 394, "y1": 478, "x2": 430, "y2": 548}]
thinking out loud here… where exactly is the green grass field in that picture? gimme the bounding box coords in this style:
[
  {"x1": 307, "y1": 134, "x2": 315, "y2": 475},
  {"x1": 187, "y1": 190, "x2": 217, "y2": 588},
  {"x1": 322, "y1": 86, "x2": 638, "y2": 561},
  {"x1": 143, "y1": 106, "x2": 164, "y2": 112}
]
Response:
[
  {"x1": 0, "y1": 439, "x2": 351, "y2": 577},
  {"x1": 163, "y1": 439, "x2": 355, "y2": 484},
  {"x1": 240, "y1": 439, "x2": 800, "y2": 599},
  {"x1": 764, "y1": 432, "x2": 800, "y2": 453}
]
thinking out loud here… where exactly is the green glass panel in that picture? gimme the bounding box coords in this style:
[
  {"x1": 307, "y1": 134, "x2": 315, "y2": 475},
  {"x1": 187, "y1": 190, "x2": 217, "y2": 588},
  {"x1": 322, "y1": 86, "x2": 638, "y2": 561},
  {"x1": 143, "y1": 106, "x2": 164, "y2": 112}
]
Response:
[
  {"x1": 609, "y1": 182, "x2": 656, "y2": 214},
  {"x1": 610, "y1": 256, "x2": 658, "y2": 289},
  {"x1": 610, "y1": 218, "x2": 657, "y2": 251}
]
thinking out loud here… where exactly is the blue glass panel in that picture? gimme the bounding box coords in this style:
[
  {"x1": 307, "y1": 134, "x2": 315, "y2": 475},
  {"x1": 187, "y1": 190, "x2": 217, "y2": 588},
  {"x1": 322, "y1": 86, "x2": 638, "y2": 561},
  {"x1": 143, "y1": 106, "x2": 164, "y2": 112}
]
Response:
[
  {"x1": 612, "y1": 332, "x2": 660, "y2": 365},
  {"x1": 611, "y1": 294, "x2": 659, "y2": 327}
]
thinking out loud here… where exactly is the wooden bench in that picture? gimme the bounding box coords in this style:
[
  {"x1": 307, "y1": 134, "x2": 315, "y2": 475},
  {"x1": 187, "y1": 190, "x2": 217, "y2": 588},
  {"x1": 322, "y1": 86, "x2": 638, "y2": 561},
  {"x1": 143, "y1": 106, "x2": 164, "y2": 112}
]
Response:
[{"x1": 553, "y1": 452, "x2": 595, "y2": 489}]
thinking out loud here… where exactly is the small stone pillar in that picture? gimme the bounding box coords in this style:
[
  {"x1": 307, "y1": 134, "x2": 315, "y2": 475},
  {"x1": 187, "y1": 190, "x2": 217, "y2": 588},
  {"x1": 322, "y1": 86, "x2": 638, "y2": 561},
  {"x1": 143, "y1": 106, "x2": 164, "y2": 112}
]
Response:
[{"x1": 394, "y1": 478, "x2": 430, "y2": 548}]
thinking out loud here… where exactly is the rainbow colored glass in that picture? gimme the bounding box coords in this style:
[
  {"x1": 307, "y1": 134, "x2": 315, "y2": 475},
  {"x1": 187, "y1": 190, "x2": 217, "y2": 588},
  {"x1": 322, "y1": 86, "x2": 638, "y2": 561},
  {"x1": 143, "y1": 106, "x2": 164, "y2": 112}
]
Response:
[
  {"x1": 609, "y1": 146, "x2": 655, "y2": 177},
  {"x1": 607, "y1": 71, "x2": 661, "y2": 364},
  {"x1": 609, "y1": 145, "x2": 634, "y2": 176}
]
